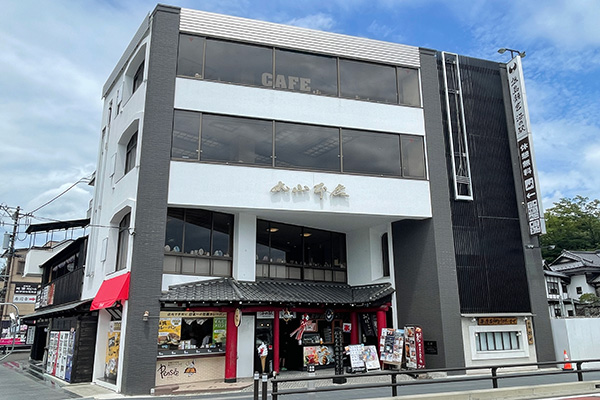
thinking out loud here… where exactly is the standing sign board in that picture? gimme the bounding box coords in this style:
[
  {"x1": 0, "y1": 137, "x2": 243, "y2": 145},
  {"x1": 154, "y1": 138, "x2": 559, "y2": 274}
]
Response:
[
  {"x1": 379, "y1": 328, "x2": 404, "y2": 365},
  {"x1": 506, "y1": 55, "x2": 544, "y2": 236},
  {"x1": 404, "y1": 326, "x2": 425, "y2": 369},
  {"x1": 346, "y1": 344, "x2": 366, "y2": 372}
]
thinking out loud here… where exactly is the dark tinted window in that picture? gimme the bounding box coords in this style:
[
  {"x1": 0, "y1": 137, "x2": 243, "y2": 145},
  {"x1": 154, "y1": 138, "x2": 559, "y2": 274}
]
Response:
[
  {"x1": 165, "y1": 208, "x2": 184, "y2": 252},
  {"x1": 401, "y1": 135, "x2": 426, "y2": 178},
  {"x1": 256, "y1": 220, "x2": 347, "y2": 269},
  {"x1": 177, "y1": 34, "x2": 204, "y2": 78},
  {"x1": 132, "y1": 62, "x2": 144, "y2": 93},
  {"x1": 339, "y1": 59, "x2": 397, "y2": 103},
  {"x1": 275, "y1": 122, "x2": 339, "y2": 171},
  {"x1": 304, "y1": 228, "x2": 333, "y2": 267},
  {"x1": 342, "y1": 129, "x2": 401, "y2": 176},
  {"x1": 172, "y1": 110, "x2": 200, "y2": 160},
  {"x1": 201, "y1": 114, "x2": 272, "y2": 165},
  {"x1": 165, "y1": 208, "x2": 233, "y2": 256},
  {"x1": 125, "y1": 132, "x2": 137, "y2": 174},
  {"x1": 183, "y1": 209, "x2": 211, "y2": 254},
  {"x1": 273, "y1": 49, "x2": 337, "y2": 95},
  {"x1": 213, "y1": 212, "x2": 233, "y2": 257},
  {"x1": 269, "y1": 222, "x2": 303, "y2": 264},
  {"x1": 116, "y1": 213, "x2": 130, "y2": 271},
  {"x1": 204, "y1": 39, "x2": 272, "y2": 87},
  {"x1": 398, "y1": 67, "x2": 420, "y2": 106}
]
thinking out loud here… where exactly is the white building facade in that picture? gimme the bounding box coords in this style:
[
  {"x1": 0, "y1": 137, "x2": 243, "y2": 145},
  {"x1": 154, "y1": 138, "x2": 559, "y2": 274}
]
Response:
[{"x1": 82, "y1": 5, "x2": 554, "y2": 395}]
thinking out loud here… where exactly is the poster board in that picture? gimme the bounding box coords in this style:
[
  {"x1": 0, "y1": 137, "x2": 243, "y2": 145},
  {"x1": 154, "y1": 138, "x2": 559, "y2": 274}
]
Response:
[
  {"x1": 379, "y1": 328, "x2": 404, "y2": 365},
  {"x1": 104, "y1": 321, "x2": 121, "y2": 381},
  {"x1": 158, "y1": 317, "x2": 182, "y2": 347},
  {"x1": 346, "y1": 344, "x2": 366, "y2": 372},
  {"x1": 404, "y1": 325, "x2": 425, "y2": 369},
  {"x1": 303, "y1": 345, "x2": 334, "y2": 366},
  {"x1": 362, "y1": 345, "x2": 380, "y2": 371}
]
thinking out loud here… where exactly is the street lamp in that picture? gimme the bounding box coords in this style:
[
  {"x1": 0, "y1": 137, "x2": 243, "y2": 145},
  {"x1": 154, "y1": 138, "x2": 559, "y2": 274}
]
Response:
[{"x1": 498, "y1": 48, "x2": 526, "y2": 58}]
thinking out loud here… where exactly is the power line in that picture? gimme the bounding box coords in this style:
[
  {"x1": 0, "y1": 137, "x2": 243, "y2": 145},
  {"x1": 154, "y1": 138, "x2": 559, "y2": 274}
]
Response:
[{"x1": 28, "y1": 175, "x2": 92, "y2": 215}]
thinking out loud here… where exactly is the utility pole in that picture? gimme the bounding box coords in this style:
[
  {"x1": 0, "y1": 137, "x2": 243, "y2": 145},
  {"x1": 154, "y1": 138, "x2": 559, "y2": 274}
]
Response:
[{"x1": 1, "y1": 206, "x2": 20, "y2": 329}]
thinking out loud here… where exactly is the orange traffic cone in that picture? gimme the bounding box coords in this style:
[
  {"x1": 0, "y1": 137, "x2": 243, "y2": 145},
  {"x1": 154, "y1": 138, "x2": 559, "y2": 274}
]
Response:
[{"x1": 562, "y1": 350, "x2": 573, "y2": 371}]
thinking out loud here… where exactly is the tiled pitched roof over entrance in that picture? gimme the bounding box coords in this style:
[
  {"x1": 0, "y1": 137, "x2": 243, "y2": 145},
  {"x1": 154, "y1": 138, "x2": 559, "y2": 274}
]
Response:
[{"x1": 160, "y1": 278, "x2": 394, "y2": 306}]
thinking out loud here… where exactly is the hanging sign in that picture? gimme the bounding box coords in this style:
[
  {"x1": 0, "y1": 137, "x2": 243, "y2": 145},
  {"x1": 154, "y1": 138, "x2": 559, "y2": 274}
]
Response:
[{"x1": 506, "y1": 55, "x2": 544, "y2": 236}]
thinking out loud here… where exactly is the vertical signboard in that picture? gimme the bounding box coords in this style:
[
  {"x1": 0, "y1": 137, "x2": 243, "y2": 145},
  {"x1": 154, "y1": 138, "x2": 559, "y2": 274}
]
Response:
[
  {"x1": 404, "y1": 325, "x2": 425, "y2": 369},
  {"x1": 507, "y1": 55, "x2": 544, "y2": 236}
]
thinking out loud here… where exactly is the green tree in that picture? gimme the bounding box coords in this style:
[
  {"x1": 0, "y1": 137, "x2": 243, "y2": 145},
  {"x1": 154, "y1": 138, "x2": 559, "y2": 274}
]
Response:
[{"x1": 540, "y1": 196, "x2": 600, "y2": 262}]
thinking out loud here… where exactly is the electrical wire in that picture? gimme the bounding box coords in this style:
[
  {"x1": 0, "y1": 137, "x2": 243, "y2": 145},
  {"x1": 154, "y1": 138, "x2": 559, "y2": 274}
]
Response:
[{"x1": 28, "y1": 176, "x2": 92, "y2": 215}]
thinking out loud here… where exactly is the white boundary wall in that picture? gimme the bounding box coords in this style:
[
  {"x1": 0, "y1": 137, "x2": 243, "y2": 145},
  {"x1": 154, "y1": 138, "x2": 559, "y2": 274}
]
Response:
[{"x1": 551, "y1": 318, "x2": 600, "y2": 369}]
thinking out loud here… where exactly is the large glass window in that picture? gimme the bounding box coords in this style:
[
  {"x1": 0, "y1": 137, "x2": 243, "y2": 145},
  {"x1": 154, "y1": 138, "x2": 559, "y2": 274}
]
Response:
[
  {"x1": 164, "y1": 208, "x2": 233, "y2": 256},
  {"x1": 172, "y1": 110, "x2": 200, "y2": 160},
  {"x1": 273, "y1": 49, "x2": 337, "y2": 96},
  {"x1": 401, "y1": 136, "x2": 426, "y2": 178},
  {"x1": 397, "y1": 67, "x2": 420, "y2": 106},
  {"x1": 275, "y1": 122, "x2": 339, "y2": 171},
  {"x1": 201, "y1": 114, "x2": 272, "y2": 166},
  {"x1": 164, "y1": 208, "x2": 233, "y2": 277},
  {"x1": 256, "y1": 220, "x2": 347, "y2": 282},
  {"x1": 204, "y1": 39, "x2": 272, "y2": 87},
  {"x1": 342, "y1": 129, "x2": 401, "y2": 176},
  {"x1": 177, "y1": 34, "x2": 423, "y2": 108},
  {"x1": 177, "y1": 34, "x2": 205, "y2": 78},
  {"x1": 171, "y1": 110, "x2": 426, "y2": 180},
  {"x1": 339, "y1": 59, "x2": 397, "y2": 104}
]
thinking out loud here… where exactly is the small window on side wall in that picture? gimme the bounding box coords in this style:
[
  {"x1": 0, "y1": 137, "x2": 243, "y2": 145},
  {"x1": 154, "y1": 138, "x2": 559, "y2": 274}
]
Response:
[
  {"x1": 116, "y1": 213, "x2": 131, "y2": 271},
  {"x1": 132, "y1": 62, "x2": 144, "y2": 94},
  {"x1": 125, "y1": 132, "x2": 137, "y2": 174}
]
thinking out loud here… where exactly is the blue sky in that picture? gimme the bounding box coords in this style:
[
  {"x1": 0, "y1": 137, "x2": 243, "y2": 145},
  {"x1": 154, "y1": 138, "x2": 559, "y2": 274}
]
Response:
[{"x1": 1, "y1": 0, "x2": 599, "y2": 252}]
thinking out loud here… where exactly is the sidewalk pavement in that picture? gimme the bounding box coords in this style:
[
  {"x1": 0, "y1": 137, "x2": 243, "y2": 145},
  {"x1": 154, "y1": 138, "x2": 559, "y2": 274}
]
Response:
[{"x1": 4, "y1": 354, "x2": 600, "y2": 400}]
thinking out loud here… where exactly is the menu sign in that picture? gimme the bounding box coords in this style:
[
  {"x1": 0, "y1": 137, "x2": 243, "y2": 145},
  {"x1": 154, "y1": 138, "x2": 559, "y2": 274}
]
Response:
[{"x1": 507, "y1": 55, "x2": 543, "y2": 236}]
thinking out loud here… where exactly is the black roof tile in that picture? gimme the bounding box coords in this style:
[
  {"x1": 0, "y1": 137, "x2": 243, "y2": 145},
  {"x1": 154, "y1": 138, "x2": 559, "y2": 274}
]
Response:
[{"x1": 160, "y1": 278, "x2": 393, "y2": 306}]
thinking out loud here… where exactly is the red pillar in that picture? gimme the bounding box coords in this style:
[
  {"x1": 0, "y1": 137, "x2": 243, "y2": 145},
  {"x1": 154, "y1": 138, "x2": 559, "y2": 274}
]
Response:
[
  {"x1": 225, "y1": 310, "x2": 238, "y2": 382},
  {"x1": 350, "y1": 312, "x2": 359, "y2": 344},
  {"x1": 273, "y1": 311, "x2": 280, "y2": 373}
]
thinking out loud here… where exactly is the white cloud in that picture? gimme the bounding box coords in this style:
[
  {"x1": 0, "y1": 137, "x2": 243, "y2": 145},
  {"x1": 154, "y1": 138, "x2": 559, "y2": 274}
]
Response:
[
  {"x1": 286, "y1": 13, "x2": 336, "y2": 31},
  {"x1": 367, "y1": 20, "x2": 396, "y2": 38}
]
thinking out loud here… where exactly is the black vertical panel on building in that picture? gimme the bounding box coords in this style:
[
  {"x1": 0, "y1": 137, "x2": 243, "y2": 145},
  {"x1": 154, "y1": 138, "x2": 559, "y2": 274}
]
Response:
[
  {"x1": 438, "y1": 55, "x2": 531, "y2": 313},
  {"x1": 71, "y1": 314, "x2": 98, "y2": 383}
]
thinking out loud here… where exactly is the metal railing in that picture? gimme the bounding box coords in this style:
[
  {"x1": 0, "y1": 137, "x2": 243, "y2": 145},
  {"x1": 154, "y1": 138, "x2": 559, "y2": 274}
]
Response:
[{"x1": 252, "y1": 358, "x2": 600, "y2": 399}]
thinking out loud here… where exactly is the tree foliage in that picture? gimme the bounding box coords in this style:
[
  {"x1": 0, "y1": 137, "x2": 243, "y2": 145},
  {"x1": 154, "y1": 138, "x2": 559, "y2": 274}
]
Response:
[{"x1": 540, "y1": 196, "x2": 600, "y2": 262}]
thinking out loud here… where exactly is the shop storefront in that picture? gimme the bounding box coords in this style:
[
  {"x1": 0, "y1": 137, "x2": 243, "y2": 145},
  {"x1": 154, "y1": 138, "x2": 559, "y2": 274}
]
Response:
[
  {"x1": 155, "y1": 311, "x2": 228, "y2": 386},
  {"x1": 159, "y1": 277, "x2": 394, "y2": 382}
]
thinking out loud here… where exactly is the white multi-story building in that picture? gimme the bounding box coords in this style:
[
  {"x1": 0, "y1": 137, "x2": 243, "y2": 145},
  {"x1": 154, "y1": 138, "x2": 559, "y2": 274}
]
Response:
[{"x1": 81, "y1": 5, "x2": 554, "y2": 395}]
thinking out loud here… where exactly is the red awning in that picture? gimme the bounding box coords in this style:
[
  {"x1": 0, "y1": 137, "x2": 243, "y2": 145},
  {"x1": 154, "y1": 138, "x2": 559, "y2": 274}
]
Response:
[{"x1": 90, "y1": 272, "x2": 131, "y2": 311}]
